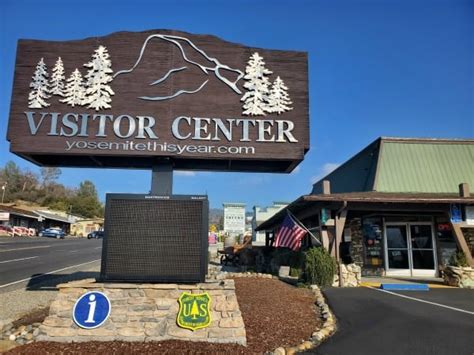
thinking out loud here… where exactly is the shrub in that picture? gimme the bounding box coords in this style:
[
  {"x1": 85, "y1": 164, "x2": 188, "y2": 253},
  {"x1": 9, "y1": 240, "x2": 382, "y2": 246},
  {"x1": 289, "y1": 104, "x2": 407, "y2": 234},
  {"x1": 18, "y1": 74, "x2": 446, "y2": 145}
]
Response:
[
  {"x1": 304, "y1": 247, "x2": 337, "y2": 286},
  {"x1": 449, "y1": 250, "x2": 469, "y2": 267}
]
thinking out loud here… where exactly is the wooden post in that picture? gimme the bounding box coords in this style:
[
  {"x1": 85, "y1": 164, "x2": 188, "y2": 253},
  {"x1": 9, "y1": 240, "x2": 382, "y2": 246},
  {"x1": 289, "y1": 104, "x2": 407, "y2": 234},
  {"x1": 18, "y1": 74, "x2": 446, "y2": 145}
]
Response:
[
  {"x1": 334, "y1": 207, "x2": 348, "y2": 261},
  {"x1": 450, "y1": 221, "x2": 474, "y2": 267}
]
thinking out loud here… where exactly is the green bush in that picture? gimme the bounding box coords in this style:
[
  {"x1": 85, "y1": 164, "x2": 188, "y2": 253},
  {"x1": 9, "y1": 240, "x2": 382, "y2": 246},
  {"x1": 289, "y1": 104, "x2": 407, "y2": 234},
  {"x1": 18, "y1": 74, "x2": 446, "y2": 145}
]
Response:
[
  {"x1": 290, "y1": 267, "x2": 302, "y2": 278},
  {"x1": 449, "y1": 250, "x2": 469, "y2": 267},
  {"x1": 304, "y1": 247, "x2": 337, "y2": 286}
]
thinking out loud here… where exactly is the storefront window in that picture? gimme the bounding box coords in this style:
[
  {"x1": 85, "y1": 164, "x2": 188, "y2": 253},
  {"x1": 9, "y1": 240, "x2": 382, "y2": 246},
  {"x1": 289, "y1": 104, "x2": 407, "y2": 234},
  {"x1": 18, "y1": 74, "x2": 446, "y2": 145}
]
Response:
[
  {"x1": 362, "y1": 217, "x2": 384, "y2": 267},
  {"x1": 435, "y1": 217, "x2": 457, "y2": 266}
]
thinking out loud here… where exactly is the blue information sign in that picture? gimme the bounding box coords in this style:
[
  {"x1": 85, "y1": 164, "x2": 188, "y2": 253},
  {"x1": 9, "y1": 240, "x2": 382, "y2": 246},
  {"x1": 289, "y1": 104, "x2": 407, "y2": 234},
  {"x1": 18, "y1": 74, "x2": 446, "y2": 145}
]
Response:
[
  {"x1": 450, "y1": 204, "x2": 462, "y2": 223},
  {"x1": 73, "y1": 291, "x2": 111, "y2": 329}
]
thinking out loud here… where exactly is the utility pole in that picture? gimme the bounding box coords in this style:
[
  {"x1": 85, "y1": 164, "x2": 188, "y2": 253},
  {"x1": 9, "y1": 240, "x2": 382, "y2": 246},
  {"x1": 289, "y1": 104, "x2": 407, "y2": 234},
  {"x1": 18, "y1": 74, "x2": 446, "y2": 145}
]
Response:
[{"x1": 1, "y1": 183, "x2": 6, "y2": 204}]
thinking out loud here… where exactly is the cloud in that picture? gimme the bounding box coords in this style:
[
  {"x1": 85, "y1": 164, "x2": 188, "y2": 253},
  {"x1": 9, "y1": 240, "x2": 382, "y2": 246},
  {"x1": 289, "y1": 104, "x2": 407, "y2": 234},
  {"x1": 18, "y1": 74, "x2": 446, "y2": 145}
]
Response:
[
  {"x1": 237, "y1": 175, "x2": 271, "y2": 186},
  {"x1": 311, "y1": 163, "x2": 340, "y2": 184},
  {"x1": 175, "y1": 171, "x2": 196, "y2": 177}
]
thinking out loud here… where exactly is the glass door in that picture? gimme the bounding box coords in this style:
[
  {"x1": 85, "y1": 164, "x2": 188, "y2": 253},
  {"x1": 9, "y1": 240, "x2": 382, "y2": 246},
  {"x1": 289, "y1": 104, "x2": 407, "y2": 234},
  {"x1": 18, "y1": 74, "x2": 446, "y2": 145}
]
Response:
[
  {"x1": 385, "y1": 224, "x2": 411, "y2": 276},
  {"x1": 410, "y1": 224, "x2": 436, "y2": 277},
  {"x1": 384, "y1": 222, "x2": 437, "y2": 277}
]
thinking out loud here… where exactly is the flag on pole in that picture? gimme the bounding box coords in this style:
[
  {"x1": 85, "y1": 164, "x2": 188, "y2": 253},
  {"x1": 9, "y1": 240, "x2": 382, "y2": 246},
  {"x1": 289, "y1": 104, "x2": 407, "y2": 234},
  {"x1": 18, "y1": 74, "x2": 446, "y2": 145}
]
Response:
[{"x1": 274, "y1": 213, "x2": 307, "y2": 251}]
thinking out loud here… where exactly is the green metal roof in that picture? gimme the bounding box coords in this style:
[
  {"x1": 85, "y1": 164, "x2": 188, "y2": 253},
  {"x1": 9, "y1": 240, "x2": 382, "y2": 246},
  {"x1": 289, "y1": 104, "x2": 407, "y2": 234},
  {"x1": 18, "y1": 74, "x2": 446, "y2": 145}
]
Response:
[
  {"x1": 375, "y1": 140, "x2": 474, "y2": 193},
  {"x1": 311, "y1": 137, "x2": 474, "y2": 195}
]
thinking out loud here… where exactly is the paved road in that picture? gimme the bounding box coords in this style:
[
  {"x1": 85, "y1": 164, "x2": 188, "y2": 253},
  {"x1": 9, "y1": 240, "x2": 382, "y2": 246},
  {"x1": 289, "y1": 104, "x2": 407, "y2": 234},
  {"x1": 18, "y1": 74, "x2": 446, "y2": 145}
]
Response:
[
  {"x1": 0, "y1": 237, "x2": 102, "y2": 292},
  {"x1": 308, "y1": 287, "x2": 474, "y2": 355}
]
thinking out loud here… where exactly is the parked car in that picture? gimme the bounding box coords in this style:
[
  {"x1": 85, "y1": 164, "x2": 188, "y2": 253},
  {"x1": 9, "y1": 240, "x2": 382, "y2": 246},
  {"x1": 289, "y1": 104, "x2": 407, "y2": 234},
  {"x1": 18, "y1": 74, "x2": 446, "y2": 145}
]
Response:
[
  {"x1": 87, "y1": 230, "x2": 104, "y2": 239},
  {"x1": 39, "y1": 228, "x2": 65, "y2": 239}
]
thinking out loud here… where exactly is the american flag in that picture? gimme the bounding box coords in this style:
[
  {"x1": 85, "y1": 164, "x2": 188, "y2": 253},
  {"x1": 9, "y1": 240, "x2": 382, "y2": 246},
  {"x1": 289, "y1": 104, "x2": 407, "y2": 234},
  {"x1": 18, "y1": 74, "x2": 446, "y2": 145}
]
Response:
[{"x1": 274, "y1": 214, "x2": 307, "y2": 251}]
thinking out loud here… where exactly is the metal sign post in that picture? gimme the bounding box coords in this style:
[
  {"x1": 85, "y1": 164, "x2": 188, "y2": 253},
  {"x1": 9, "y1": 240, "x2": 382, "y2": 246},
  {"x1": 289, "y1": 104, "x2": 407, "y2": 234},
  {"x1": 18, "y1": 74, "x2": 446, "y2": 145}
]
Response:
[{"x1": 150, "y1": 162, "x2": 173, "y2": 195}]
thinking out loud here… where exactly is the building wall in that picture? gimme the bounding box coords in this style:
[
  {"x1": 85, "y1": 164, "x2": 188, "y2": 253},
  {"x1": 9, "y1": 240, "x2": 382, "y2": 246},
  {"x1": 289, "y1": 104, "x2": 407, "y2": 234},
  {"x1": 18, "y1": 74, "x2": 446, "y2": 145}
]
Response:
[{"x1": 252, "y1": 202, "x2": 288, "y2": 245}]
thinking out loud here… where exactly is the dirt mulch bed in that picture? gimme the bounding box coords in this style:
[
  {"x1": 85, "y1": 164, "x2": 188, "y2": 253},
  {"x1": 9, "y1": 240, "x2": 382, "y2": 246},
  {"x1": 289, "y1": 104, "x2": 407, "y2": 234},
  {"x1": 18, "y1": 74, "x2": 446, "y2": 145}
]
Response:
[{"x1": 6, "y1": 277, "x2": 319, "y2": 354}]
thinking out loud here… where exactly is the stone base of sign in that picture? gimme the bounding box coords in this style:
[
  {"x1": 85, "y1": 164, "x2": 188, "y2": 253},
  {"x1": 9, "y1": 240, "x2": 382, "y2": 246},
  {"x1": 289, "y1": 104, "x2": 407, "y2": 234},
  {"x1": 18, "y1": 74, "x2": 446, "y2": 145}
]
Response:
[{"x1": 37, "y1": 279, "x2": 246, "y2": 345}]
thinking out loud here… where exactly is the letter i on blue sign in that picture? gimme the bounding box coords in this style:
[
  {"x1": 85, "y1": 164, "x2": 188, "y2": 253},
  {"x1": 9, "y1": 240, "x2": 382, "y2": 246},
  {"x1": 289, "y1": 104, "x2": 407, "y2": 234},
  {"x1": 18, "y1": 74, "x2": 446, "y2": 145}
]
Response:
[{"x1": 73, "y1": 291, "x2": 111, "y2": 329}]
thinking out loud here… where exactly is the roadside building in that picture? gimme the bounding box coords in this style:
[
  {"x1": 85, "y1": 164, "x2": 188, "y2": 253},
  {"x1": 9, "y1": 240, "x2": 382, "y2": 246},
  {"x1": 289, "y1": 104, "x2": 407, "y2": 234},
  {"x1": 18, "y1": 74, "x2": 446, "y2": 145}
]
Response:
[
  {"x1": 223, "y1": 203, "x2": 246, "y2": 237},
  {"x1": 71, "y1": 218, "x2": 104, "y2": 237},
  {"x1": 257, "y1": 137, "x2": 474, "y2": 277},
  {"x1": 252, "y1": 202, "x2": 289, "y2": 245},
  {"x1": 0, "y1": 203, "x2": 77, "y2": 235},
  {"x1": 0, "y1": 204, "x2": 39, "y2": 229}
]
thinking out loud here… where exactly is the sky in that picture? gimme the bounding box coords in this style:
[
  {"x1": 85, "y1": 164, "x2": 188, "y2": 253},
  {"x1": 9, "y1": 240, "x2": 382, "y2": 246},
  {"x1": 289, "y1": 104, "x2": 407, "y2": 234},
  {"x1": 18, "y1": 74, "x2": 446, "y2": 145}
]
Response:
[{"x1": 0, "y1": 0, "x2": 473, "y2": 210}]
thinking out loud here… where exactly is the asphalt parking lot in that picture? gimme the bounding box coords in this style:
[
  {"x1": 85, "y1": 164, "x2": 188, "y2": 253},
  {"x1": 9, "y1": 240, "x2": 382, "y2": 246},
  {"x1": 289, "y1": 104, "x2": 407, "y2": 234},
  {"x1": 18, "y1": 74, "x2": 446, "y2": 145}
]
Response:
[{"x1": 308, "y1": 286, "x2": 474, "y2": 355}]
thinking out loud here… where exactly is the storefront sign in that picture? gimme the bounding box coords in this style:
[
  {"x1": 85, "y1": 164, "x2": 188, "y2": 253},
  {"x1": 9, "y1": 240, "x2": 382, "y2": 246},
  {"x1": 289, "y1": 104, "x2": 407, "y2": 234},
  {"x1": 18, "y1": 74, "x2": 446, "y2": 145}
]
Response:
[
  {"x1": 7, "y1": 30, "x2": 309, "y2": 172},
  {"x1": 0, "y1": 212, "x2": 10, "y2": 221},
  {"x1": 177, "y1": 292, "x2": 211, "y2": 331},
  {"x1": 73, "y1": 291, "x2": 111, "y2": 329}
]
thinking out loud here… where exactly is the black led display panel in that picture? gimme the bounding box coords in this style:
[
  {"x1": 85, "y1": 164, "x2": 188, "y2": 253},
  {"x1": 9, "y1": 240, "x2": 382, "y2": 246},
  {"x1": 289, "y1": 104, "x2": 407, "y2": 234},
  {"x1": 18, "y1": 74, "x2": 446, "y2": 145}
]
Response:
[{"x1": 100, "y1": 194, "x2": 208, "y2": 283}]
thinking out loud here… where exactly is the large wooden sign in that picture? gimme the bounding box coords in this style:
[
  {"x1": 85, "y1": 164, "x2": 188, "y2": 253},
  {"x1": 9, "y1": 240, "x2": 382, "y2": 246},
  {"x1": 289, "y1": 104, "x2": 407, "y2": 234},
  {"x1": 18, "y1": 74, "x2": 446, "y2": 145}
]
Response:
[{"x1": 7, "y1": 30, "x2": 309, "y2": 172}]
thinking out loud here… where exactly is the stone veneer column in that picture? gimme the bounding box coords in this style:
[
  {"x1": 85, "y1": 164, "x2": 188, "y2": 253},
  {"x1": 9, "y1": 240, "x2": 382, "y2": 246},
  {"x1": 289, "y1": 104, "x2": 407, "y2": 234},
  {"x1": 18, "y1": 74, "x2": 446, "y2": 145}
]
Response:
[{"x1": 349, "y1": 218, "x2": 364, "y2": 267}]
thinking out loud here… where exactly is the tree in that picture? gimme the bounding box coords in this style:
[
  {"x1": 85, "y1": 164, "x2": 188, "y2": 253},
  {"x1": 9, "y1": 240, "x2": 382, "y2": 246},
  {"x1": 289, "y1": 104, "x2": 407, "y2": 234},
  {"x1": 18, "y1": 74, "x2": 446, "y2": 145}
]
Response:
[
  {"x1": 61, "y1": 69, "x2": 86, "y2": 107},
  {"x1": 70, "y1": 180, "x2": 103, "y2": 218},
  {"x1": 83, "y1": 46, "x2": 115, "y2": 111},
  {"x1": 50, "y1": 57, "x2": 66, "y2": 97},
  {"x1": 28, "y1": 58, "x2": 50, "y2": 109},
  {"x1": 241, "y1": 52, "x2": 272, "y2": 116},
  {"x1": 267, "y1": 76, "x2": 293, "y2": 114},
  {"x1": 40, "y1": 167, "x2": 61, "y2": 186}
]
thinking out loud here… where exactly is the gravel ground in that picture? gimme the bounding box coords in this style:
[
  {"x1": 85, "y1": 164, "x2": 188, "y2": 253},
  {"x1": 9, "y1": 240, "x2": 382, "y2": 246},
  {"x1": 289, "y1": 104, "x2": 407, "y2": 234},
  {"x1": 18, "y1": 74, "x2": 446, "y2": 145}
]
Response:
[
  {"x1": 6, "y1": 277, "x2": 320, "y2": 354},
  {"x1": 0, "y1": 262, "x2": 101, "y2": 325}
]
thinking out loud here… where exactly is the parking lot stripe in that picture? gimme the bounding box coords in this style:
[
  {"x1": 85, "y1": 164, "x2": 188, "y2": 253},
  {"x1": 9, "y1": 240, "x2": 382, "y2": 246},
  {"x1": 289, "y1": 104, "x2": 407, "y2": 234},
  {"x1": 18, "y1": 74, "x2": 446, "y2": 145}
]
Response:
[
  {"x1": 367, "y1": 286, "x2": 474, "y2": 315},
  {"x1": 0, "y1": 245, "x2": 51, "y2": 252},
  {"x1": 0, "y1": 259, "x2": 100, "y2": 288},
  {"x1": 0, "y1": 256, "x2": 38, "y2": 264}
]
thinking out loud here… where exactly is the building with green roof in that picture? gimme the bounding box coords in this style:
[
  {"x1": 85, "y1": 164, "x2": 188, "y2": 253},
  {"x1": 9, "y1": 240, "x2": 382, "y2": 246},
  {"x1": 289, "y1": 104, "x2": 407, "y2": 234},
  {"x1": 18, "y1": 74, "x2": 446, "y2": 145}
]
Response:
[{"x1": 257, "y1": 137, "x2": 474, "y2": 278}]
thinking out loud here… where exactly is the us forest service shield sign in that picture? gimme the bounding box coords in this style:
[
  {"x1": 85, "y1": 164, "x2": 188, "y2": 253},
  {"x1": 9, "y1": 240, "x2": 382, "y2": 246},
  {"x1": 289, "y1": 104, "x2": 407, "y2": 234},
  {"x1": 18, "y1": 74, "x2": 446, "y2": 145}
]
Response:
[{"x1": 177, "y1": 292, "x2": 211, "y2": 331}]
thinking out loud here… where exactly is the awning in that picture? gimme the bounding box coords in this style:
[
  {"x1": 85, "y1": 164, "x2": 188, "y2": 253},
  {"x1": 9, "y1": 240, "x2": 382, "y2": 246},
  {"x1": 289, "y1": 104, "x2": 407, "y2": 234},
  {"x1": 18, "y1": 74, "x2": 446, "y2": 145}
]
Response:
[{"x1": 256, "y1": 192, "x2": 474, "y2": 231}]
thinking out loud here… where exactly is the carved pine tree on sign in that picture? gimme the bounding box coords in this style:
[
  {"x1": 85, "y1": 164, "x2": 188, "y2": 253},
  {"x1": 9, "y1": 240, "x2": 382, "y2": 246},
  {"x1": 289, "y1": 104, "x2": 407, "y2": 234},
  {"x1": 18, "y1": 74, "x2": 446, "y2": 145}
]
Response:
[
  {"x1": 28, "y1": 58, "x2": 50, "y2": 109},
  {"x1": 50, "y1": 57, "x2": 66, "y2": 97},
  {"x1": 83, "y1": 46, "x2": 115, "y2": 111},
  {"x1": 241, "y1": 52, "x2": 272, "y2": 116},
  {"x1": 268, "y1": 76, "x2": 293, "y2": 114},
  {"x1": 61, "y1": 69, "x2": 86, "y2": 107}
]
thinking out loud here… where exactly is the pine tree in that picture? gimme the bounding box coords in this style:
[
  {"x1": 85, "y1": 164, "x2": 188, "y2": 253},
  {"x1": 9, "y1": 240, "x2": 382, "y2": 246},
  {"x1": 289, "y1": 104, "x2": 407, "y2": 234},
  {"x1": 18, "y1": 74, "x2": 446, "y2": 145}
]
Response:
[
  {"x1": 61, "y1": 69, "x2": 86, "y2": 107},
  {"x1": 190, "y1": 301, "x2": 199, "y2": 320},
  {"x1": 50, "y1": 57, "x2": 66, "y2": 97},
  {"x1": 83, "y1": 45, "x2": 115, "y2": 111},
  {"x1": 28, "y1": 58, "x2": 50, "y2": 109},
  {"x1": 241, "y1": 52, "x2": 272, "y2": 116},
  {"x1": 267, "y1": 76, "x2": 293, "y2": 114}
]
